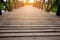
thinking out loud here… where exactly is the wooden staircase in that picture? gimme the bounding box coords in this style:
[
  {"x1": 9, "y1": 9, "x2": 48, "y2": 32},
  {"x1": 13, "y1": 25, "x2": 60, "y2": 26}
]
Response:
[{"x1": 0, "y1": 25, "x2": 60, "y2": 38}]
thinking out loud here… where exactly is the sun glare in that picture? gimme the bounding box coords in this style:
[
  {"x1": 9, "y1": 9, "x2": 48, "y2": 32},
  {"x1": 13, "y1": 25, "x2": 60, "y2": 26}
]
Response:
[
  {"x1": 18, "y1": 0, "x2": 34, "y2": 3},
  {"x1": 29, "y1": 0, "x2": 34, "y2": 3},
  {"x1": 18, "y1": 0, "x2": 26, "y2": 2},
  {"x1": 24, "y1": 0, "x2": 26, "y2": 3},
  {"x1": 18, "y1": 0, "x2": 21, "y2": 1}
]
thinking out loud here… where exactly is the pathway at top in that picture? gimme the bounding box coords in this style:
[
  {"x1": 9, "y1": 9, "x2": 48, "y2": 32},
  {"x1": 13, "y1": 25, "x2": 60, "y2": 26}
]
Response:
[{"x1": 0, "y1": 6, "x2": 60, "y2": 25}]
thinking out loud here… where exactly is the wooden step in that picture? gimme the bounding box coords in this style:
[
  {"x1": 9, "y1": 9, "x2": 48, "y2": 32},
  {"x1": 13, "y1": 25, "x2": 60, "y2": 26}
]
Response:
[
  {"x1": 0, "y1": 25, "x2": 60, "y2": 37},
  {"x1": 0, "y1": 30, "x2": 60, "y2": 33},
  {"x1": 0, "y1": 33, "x2": 60, "y2": 37},
  {"x1": 0, "y1": 25, "x2": 60, "y2": 30}
]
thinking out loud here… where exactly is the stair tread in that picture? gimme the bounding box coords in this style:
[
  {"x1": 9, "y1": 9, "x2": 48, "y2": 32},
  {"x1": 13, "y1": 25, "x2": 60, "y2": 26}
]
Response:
[
  {"x1": 0, "y1": 30, "x2": 60, "y2": 33},
  {"x1": 0, "y1": 25, "x2": 60, "y2": 37},
  {"x1": 0, "y1": 33, "x2": 60, "y2": 37},
  {"x1": 0, "y1": 25, "x2": 60, "y2": 27},
  {"x1": 0, "y1": 25, "x2": 60, "y2": 30}
]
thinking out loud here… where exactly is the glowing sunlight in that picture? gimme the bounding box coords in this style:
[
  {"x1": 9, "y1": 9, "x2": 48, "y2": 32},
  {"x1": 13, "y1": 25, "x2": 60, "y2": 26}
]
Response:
[
  {"x1": 29, "y1": 0, "x2": 34, "y2": 3},
  {"x1": 24, "y1": 0, "x2": 26, "y2": 3}
]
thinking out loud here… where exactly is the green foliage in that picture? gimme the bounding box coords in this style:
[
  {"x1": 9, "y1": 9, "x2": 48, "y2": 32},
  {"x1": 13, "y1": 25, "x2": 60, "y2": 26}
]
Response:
[
  {"x1": 51, "y1": 0, "x2": 58, "y2": 12},
  {"x1": 51, "y1": 5, "x2": 58, "y2": 12},
  {"x1": 0, "y1": 2, "x2": 4, "y2": 9}
]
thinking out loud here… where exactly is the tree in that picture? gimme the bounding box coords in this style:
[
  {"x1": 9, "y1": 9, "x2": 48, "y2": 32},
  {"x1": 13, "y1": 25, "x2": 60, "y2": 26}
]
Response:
[
  {"x1": 51, "y1": 0, "x2": 58, "y2": 12},
  {"x1": 0, "y1": 0, "x2": 7, "y2": 15},
  {"x1": 46, "y1": 0, "x2": 50, "y2": 11},
  {"x1": 6, "y1": 0, "x2": 14, "y2": 11}
]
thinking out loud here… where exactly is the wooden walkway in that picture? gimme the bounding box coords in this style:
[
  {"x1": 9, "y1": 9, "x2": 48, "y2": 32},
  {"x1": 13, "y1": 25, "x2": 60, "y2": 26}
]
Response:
[
  {"x1": 0, "y1": 6, "x2": 60, "y2": 40},
  {"x1": 0, "y1": 6, "x2": 60, "y2": 25}
]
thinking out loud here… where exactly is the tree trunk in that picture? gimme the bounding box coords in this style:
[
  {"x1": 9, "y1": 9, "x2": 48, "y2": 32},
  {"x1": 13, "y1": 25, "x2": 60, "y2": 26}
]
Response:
[
  {"x1": 13, "y1": 0, "x2": 18, "y2": 9},
  {"x1": 43, "y1": 0, "x2": 46, "y2": 10},
  {"x1": 7, "y1": 0, "x2": 12, "y2": 12},
  {"x1": 46, "y1": 0, "x2": 50, "y2": 11}
]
